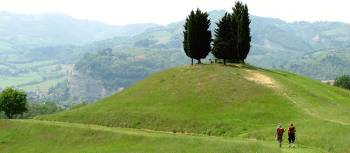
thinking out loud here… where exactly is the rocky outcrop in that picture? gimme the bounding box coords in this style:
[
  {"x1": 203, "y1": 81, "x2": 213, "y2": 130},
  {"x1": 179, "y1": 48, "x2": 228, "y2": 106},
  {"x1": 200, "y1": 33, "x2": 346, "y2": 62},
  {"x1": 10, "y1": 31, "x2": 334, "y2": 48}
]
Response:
[{"x1": 67, "y1": 68, "x2": 110, "y2": 102}]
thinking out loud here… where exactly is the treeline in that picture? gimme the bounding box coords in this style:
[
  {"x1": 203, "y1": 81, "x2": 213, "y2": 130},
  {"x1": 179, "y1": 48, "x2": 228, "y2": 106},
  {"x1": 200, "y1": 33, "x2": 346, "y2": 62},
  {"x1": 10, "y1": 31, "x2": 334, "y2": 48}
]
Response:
[{"x1": 183, "y1": 1, "x2": 251, "y2": 65}]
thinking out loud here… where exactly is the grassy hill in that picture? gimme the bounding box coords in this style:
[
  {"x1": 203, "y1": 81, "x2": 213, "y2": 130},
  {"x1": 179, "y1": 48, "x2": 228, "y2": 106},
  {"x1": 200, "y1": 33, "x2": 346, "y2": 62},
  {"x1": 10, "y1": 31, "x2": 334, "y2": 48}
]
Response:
[{"x1": 37, "y1": 64, "x2": 350, "y2": 152}]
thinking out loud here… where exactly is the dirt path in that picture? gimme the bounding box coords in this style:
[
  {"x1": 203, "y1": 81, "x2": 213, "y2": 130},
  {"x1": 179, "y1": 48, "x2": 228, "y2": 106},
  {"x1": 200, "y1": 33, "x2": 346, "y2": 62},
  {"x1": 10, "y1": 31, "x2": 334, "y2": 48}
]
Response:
[
  {"x1": 14, "y1": 119, "x2": 259, "y2": 143},
  {"x1": 282, "y1": 92, "x2": 350, "y2": 126},
  {"x1": 245, "y1": 70, "x2": 350, "y2": 126},
  {"x1": 16, "y1": 119, "x2": 182, "y2": 137},
  {"x1": 245, "y1": 70, "x2": 281, "y2": 89}
]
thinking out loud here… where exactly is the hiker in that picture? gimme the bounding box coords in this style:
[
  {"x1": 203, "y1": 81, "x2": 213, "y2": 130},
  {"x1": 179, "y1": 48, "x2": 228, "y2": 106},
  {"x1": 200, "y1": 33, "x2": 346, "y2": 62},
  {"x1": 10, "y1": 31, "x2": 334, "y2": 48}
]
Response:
[
  {"x1": 275, "y1": 123, "x2": 285, "y2": 148},
  {"x1": 288, "y1": 123, "x2": 296, "y2": 148}
]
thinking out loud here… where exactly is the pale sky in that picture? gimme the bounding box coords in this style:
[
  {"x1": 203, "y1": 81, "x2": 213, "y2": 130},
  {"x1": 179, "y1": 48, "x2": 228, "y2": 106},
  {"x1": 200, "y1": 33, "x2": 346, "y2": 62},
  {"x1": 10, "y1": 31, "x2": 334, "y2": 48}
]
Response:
[{"x1": 0, "y1": 0, "x2": 349, "y2": 25}]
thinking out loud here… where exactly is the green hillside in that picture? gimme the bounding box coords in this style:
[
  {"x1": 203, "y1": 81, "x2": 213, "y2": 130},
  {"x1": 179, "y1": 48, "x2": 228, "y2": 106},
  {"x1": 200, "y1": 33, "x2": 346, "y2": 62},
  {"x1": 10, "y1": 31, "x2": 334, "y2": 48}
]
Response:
[{"x1": 38, "y1": 64, "x2": 350, "y2": 152}]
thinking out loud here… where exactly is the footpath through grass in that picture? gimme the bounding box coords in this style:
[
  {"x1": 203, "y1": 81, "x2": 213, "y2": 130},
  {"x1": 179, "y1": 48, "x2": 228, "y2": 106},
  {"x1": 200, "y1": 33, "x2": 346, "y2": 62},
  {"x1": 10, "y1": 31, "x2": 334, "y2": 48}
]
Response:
[{"x1": 0, "y1": 119, "x2": 285, "y2": 153}]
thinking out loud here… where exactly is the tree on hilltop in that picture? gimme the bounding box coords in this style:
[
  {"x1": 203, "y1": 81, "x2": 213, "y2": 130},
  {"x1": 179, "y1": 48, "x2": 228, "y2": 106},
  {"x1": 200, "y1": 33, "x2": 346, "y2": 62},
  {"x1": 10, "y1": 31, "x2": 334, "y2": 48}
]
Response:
[
  {"x1": 212, "y1": 13, "x2": 238, "y2": 65},
  {"x1": 234, "y1": 1, "x2": 251, "y2": 62},
  {"x1": 212, "y1": 1, "x2": 251, "y2": 64},
  {"x1": 183, "y1": 8, "x2": 212, "y2": 64}
]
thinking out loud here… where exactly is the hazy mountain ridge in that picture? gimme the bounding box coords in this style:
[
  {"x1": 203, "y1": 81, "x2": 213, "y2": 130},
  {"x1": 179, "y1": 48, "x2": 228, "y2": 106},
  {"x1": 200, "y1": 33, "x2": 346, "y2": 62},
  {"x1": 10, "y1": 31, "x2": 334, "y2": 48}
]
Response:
[
  {"x1": 248, "y1": 16, "x2": 350, "y2": 80},
  {"x1": 0, "y1": 12, "x2": 159, "y2": 47}
]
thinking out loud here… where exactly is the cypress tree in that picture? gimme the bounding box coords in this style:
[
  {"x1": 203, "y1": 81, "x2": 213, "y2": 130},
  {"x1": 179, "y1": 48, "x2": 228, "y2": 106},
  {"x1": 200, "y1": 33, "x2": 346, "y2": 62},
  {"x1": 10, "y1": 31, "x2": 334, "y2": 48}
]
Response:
[
  {"x1": 183, "y1": 9, "x2": 212, "y2": 64},
  {"x1": 212, "y1": 13, "x2": 237, "y2": 65},
  {"x1": 233, "y1": 1, "x2": 251, "y2": 62},
  {"x1": 183, "y1": 11, "x2": 194, "y2": 65}
]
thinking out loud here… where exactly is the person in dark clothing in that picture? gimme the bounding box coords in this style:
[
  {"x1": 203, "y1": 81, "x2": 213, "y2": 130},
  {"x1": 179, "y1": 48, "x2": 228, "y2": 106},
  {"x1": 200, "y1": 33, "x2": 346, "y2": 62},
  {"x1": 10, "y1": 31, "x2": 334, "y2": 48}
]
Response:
[
  {"x1": 288, "y1": 123, "x2": 296, "y2": 148},
  {"x1": 275, "y1": 123, "x2": 285, "y2": 148}
]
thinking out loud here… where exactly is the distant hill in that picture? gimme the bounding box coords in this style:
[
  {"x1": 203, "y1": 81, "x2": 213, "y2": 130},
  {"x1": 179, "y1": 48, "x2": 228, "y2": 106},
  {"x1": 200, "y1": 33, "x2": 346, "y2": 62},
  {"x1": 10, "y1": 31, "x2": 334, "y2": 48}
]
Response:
[
  {"x1": 279, "y1": 49, "x2": 350, "y2": 79},
  {"x1": 0, "y1": 12, "x2": 159, "y2": 49},
  {"x1": 0, "y1": 12, "x2": 159, "y2": 102},
  {"x1": 248, "y1": 16, "x2": 350, "y2": 80},
  {"x1": 39, "y1": 64, "x2": 350, "y2": 152}
]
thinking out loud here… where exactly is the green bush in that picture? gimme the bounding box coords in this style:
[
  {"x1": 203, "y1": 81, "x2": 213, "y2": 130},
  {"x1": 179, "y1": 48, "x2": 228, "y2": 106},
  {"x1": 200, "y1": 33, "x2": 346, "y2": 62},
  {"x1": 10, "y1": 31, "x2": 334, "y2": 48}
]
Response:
[{"x1": 335, "y1": 75, "x2": 350, "y2": 90}]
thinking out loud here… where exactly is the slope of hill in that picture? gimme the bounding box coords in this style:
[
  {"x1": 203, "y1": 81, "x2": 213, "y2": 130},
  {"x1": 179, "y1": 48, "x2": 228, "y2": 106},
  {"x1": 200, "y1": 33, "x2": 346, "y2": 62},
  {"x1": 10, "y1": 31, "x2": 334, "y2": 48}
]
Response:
[{"x1": 39, "y1": 64, "x2": 350, "y2": 152}]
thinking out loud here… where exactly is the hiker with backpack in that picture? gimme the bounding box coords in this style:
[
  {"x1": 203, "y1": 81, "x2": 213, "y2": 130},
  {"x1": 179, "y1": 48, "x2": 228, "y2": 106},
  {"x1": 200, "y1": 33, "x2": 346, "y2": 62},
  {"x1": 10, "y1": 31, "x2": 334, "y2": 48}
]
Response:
[
  {"x1": 275, "y1": 123, "x2": 285, "y2": 148},
  {"x1": 288, "y1": 123, "x2": 296, "y2": 147}
]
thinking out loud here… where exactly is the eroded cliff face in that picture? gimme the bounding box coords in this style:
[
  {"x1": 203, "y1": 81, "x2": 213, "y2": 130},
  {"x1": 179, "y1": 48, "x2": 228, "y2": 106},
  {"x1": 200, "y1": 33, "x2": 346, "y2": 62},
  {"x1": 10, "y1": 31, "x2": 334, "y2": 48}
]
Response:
[{"x1": 67, "y1": 68, "x2": 110, "y2": 102}]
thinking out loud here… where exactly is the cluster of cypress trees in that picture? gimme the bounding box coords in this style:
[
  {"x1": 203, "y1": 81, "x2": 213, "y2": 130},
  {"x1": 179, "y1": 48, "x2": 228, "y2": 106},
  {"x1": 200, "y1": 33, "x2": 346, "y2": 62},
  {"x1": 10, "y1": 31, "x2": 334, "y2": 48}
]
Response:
[
  {"x1": 183, "y1": 1, "x2": 251, "y2": 65},
  {"x1": 183, "y1": 9, "x2": 212, "y2": 65}
]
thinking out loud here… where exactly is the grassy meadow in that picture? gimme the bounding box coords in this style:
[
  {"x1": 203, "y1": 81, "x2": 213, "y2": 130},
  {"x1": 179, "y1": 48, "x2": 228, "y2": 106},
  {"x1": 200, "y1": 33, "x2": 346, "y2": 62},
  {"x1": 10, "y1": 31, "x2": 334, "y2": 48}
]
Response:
[{"x1": 0, "y1": 119, "x2": 282, "y2": 153}]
